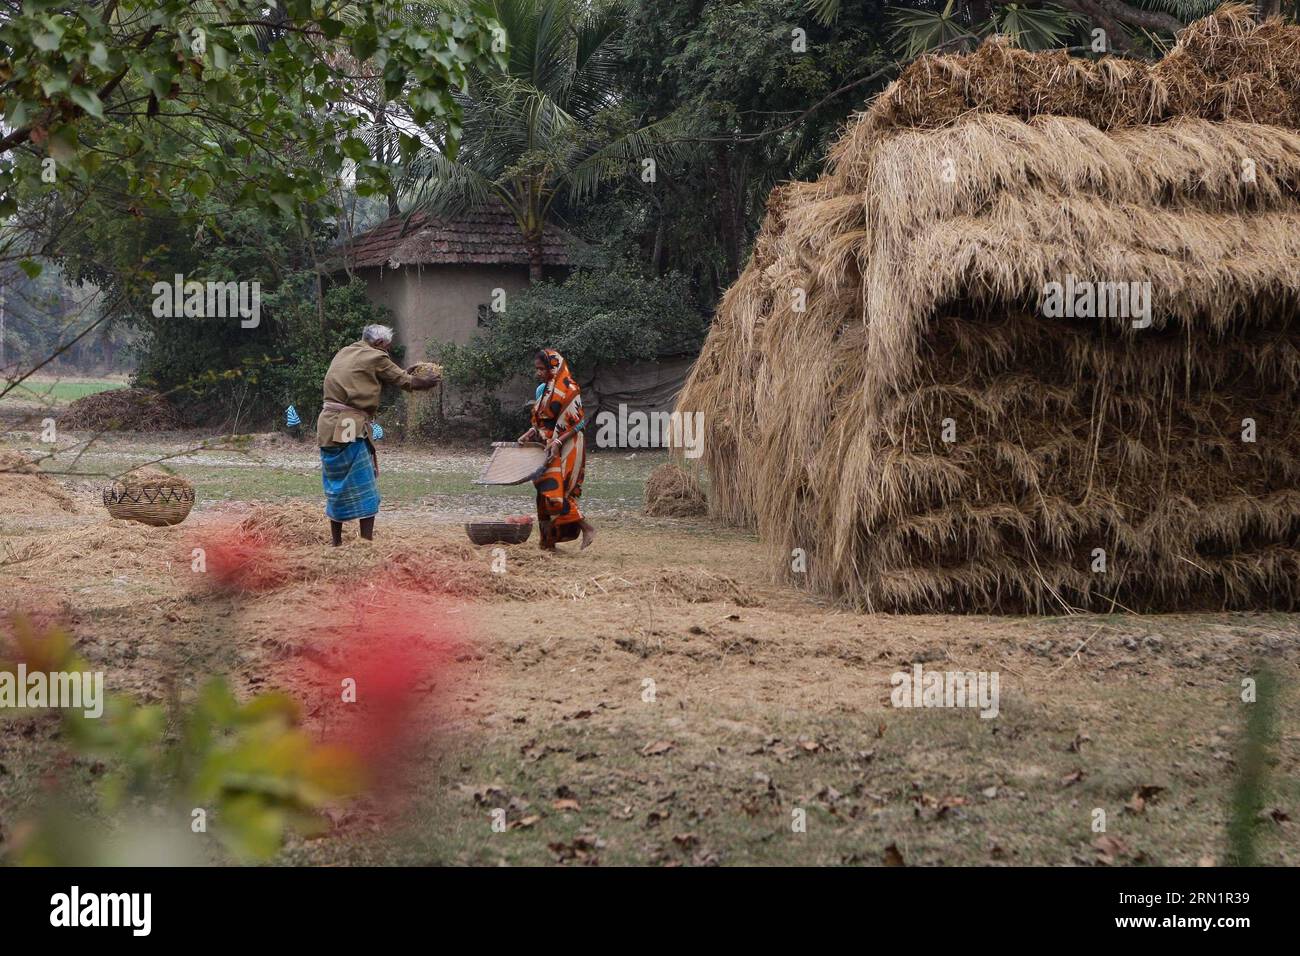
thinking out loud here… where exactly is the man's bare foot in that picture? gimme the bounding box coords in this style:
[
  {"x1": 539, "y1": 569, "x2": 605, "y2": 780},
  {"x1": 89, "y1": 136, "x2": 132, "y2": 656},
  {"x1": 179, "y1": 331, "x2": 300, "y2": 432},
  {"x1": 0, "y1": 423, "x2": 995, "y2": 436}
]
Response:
[{"x1": 580, "y1": 519, "x2": 597, "y2": 550}]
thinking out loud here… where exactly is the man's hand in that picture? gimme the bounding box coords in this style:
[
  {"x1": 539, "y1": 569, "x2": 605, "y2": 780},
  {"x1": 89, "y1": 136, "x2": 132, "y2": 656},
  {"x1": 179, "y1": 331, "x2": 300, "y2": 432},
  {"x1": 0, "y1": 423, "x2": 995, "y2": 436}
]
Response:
[{"x1": 412, "y1": 373, "x2": 442, "y2": 390}]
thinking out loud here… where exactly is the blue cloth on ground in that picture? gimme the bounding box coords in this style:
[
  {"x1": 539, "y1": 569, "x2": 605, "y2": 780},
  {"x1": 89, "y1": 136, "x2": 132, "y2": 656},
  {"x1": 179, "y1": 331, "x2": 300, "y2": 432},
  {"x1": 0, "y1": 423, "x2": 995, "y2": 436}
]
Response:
[{"x1": 286, "y1": 404, "x2": 301, "y2": 427}]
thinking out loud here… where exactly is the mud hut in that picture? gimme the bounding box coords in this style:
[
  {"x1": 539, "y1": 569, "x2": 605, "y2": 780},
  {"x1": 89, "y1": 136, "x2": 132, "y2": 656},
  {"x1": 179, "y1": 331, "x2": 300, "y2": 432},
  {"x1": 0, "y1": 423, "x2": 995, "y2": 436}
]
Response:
[{"x1": 678, "y1": 6, "x2": 1300, "y2": 613}]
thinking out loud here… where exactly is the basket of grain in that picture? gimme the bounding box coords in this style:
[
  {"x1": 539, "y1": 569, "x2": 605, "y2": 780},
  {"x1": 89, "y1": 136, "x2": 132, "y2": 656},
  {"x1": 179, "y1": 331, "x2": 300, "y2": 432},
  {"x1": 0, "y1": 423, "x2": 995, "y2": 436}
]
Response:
[
  {"x1": 465, "y1": 515, "x2": 533, "y2": 545},
  {"x1": 102, "y1": 467, "x2": 196, "y2": 526}
]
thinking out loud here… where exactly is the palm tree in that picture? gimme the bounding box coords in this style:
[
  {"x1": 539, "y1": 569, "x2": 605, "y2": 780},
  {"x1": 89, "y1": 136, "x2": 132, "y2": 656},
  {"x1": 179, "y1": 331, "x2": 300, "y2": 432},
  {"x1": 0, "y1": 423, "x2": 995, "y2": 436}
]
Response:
[
  {"x1": 814, "y1": 0, "x2": 1265, "y2": 55},
  {"x1": 402, "y1": 0, "x2": 683, "y2": 282},
  {"x1": 888, "y1": 0, "x2": 1080, "y2": 56}
]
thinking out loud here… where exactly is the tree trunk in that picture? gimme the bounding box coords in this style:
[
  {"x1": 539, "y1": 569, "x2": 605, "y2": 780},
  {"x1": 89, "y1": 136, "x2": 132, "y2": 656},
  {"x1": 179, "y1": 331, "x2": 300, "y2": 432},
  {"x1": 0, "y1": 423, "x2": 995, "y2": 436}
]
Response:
[
  {"x1": 713, "y1": 143, "x2": 741, "y2": 285},
  {"x1": 376, "y1": 102, "x2": 400, "y2": 218},
  {"x1": 527, "y1": 233, "x2": 544, "y2": 284},
  {"x1": 1048, "y1": 0, "x2": 1184, "y2": 36}
]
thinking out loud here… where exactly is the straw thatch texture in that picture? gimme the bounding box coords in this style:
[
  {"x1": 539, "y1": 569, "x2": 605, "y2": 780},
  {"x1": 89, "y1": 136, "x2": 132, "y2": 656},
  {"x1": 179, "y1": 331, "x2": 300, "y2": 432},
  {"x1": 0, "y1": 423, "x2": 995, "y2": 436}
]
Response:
[{"x1": 677, "y1": 7, "x2": 1300, "y2": 613}]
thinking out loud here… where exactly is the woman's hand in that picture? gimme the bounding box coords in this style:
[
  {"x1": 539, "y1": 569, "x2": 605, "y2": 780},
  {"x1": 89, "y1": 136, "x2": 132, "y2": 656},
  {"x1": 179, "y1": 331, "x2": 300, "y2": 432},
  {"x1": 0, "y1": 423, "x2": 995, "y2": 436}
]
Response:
[
  {"x1": 546, "y1": 435, "x2": 563, "y2": 458},
  {"x1": 517, "y1": 428, "x2": 537, "y2": 443}
]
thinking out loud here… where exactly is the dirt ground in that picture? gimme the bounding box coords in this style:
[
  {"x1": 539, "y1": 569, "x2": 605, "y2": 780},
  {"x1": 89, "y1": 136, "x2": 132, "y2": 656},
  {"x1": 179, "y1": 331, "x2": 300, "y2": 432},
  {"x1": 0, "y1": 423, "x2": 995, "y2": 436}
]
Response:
[{"x1": 1, "y1": 428, "x2": 1297, "y2": 866}]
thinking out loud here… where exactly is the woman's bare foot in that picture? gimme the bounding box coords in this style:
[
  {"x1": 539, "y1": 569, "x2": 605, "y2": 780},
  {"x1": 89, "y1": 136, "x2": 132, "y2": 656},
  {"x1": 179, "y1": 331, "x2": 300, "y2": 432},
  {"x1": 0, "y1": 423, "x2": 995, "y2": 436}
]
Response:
[{"x1": 580, "y1": 519, "x2": 597, "y2": 550}]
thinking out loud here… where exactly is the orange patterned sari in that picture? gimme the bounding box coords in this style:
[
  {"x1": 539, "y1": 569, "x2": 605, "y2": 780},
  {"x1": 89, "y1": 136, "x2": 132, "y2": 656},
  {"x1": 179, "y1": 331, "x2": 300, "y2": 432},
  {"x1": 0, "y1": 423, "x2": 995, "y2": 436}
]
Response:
[{"x1": 531, "y1": 349, "x2": 586, "y2": 547}]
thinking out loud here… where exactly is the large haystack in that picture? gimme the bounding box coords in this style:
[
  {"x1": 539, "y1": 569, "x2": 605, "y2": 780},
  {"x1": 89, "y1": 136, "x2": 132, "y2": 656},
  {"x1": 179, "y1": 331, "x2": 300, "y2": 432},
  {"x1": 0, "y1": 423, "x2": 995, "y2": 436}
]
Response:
[{"x1": 678, "y1": 6, "x2": 1300, "y2": 613}]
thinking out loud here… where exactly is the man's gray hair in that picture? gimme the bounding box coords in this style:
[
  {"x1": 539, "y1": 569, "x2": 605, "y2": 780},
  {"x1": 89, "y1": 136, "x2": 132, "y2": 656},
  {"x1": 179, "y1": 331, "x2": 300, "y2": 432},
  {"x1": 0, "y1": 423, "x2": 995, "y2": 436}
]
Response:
[{"x1": 362, "y1": 324, "x2": 395, "y2": 346}]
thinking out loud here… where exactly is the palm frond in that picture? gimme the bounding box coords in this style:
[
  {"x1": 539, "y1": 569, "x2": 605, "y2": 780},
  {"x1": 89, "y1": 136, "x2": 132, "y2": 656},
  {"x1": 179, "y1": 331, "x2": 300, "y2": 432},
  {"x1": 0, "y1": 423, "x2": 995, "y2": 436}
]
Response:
[
  {"x1": 991, "y1": 4, "x2": 1082, "y2": 51},
  {"x1": 401, "y1": 147, "x2": 501, "y2": 218},
  {"x1": 807, "y1": 0, "x2": 841, "y2": 28},
  {"x1": 562, "y1": 114, "x2": 689, "y2": 205},
  {"x1": 1134, "y1": 0, "x2": 1222, "y2": 22},
  {"x1": 888, "y1": 1, "x2": 976, "y2": 59},
  {"x1": 564, "y1": 0, "x2": 624, "y2": 118}
]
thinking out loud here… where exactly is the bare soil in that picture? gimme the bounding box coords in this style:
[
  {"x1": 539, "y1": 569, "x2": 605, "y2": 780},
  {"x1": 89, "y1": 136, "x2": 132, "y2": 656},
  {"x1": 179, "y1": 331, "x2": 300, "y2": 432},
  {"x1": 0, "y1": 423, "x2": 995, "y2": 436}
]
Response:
[{"x1": 1, "y1": 431, "x2": 1297, "y2": 866}]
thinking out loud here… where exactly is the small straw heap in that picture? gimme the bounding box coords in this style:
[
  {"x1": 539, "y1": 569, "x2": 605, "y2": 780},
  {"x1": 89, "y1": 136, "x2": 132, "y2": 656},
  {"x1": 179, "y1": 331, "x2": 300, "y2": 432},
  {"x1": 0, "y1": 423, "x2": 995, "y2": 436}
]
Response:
[
  {"x1": 60, "y1": 387, "x2": 180, "y2": 431},
  {"x1": 644, "y1": 463, "x2": 708, "y2": 517},
  {"x1": 678, "y1": 6, "x2": 1300, "y2": 613},
  {"x1": 0, "y1": 451, "x2": 77, "y2": 516}
]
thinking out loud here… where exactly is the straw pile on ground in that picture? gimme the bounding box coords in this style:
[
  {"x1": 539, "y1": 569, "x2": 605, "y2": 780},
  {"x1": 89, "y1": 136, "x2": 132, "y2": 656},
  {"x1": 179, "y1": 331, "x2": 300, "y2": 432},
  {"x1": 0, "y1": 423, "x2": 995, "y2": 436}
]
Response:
[
  {"x1": 116, "y1": 465, "x2": 193, "y2": 491},
  {"x1": 0, "y1": 450, "x2": 77, "y2": 516},
  {"x1": 678, "y1": 7, "x2": 1300, "y2": 613},
  {"x1": 1, "y1": 521, "x2": 183, "y2": 575},
  {"x1": 60, "y1": 387, "x2": 180, "y2": 431},
  {"x1": 175, "y1": 503, "x2": 755, "y2": 604},
  {"x1": 644, "y1": 463, "x2": 708, "y2": 517}
]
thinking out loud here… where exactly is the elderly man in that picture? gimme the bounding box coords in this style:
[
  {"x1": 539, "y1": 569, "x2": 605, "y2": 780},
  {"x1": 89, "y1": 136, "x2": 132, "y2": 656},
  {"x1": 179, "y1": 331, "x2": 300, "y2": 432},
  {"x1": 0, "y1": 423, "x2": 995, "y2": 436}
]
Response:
[{"x1": 317, "y1": 323, "x2": 440, "y2": 545}]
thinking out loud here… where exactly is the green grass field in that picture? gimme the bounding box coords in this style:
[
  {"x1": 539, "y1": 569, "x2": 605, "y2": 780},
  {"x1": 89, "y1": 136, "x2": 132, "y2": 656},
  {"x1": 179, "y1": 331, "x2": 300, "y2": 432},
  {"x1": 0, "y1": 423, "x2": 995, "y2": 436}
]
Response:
[
  {"x1": 4, "y1": 376, "x2": 124, "y2": 406},
  {"x1": 21, "y1": 433, "x2": 658, "y2": 516}
]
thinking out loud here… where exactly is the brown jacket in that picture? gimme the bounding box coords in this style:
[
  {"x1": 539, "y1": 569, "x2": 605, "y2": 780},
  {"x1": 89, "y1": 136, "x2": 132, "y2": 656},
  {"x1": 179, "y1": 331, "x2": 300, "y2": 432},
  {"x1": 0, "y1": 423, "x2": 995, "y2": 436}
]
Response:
[{"x1": 316, "y1": 341, "x2": 413, "y2": 447}]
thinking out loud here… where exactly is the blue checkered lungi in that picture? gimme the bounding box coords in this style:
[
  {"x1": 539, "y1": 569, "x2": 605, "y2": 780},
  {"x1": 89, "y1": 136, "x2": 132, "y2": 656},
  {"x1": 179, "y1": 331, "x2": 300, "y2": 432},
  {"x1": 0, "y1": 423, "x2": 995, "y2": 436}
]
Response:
[{"x1": 321, "y1": 439, "x2": 379, "y2": 521}]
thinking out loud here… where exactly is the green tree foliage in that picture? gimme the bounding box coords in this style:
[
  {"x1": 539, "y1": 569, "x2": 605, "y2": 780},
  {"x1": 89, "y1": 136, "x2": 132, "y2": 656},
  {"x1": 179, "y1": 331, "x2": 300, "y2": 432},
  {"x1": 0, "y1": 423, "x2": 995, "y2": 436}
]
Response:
[
  {"x1": 132, "y1": 260, "x2": 393, "y2": 430},
  {"x1": 439, "y1": 263, "x2": 704, "y2": 400},
  {"x1": 259, "y1": 274, "x2": 399, "y2": 429},
  {"x1": 42, "y1": 178, "x2": 391, "y2": 427},
  {"x1": 616, "y1": 0, "x2": 891, "y2": 301},
  {"x1": 0, "y1": 1, "x2": 505, "y2": 415},
  {"x1": 887, "y1": 1, "x2": 1081, "y2": 57},
  {"x1": 856, "y1": 0, "x2": 1292, "y2": 58},
  {"x1": 0, "y1": 0, "x2": 505, "y2": 243},
  {"x1": 403, "y1": 0, "x2": 685, "y2": 282}
]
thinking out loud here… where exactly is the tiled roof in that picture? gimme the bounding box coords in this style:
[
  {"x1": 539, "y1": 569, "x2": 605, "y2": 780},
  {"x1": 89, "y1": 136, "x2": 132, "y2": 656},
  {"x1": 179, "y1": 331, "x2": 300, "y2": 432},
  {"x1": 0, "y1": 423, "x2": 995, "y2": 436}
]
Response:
[{"x1": 336, "y1": 204, "x2": 573, "y2": 270}]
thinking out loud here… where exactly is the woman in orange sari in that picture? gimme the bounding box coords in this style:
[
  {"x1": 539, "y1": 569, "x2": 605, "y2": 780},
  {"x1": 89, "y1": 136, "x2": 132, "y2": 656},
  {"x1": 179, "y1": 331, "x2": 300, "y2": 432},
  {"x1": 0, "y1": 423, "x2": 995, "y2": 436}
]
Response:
[{"x1": 518, "y1": 348, "x2": 596, "y2": 550}]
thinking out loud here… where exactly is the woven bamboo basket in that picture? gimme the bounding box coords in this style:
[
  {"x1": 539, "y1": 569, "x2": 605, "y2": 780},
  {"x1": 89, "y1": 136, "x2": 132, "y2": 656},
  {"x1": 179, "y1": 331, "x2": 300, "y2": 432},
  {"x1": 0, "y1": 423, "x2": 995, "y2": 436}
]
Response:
[
  {"x1": 102, "y1": 472, "x2": 196, "y2": 526},
  {"x1": 465, "y1": 518, "x2": 533, "y2": 546}
]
